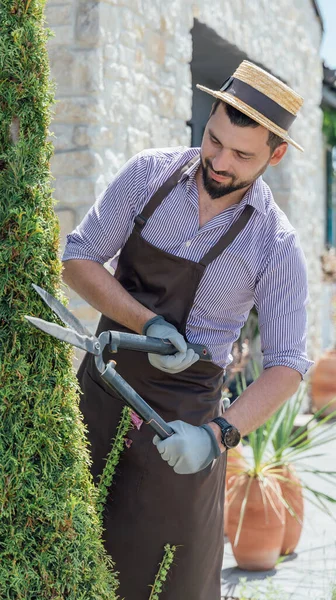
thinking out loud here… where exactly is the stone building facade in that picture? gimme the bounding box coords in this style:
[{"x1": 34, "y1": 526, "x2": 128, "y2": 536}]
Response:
[{"x1": 45, "y1": 0, "x2": 326, "y2": 366}]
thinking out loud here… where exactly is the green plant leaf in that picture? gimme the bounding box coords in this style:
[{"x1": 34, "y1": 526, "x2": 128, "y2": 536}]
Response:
[
  {"x1": 227, "y1": 378, "x2": 336, "y2": 528},
  {"x1": 233, "y1": 475, "x2": 253, "y2": 547}
]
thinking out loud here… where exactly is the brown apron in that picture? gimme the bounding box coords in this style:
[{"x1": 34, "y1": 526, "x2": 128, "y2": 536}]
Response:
[{"x1": 78, "y1": 158, "x2": 254, "y2": 600}]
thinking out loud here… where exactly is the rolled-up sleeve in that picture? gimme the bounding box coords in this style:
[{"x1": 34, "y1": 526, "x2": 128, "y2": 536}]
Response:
[
  {"x1": 254, "y1": 231, "x2": 314, "y2": 377},
  {"x1": 62, "y1": 152, "x2": 151, "y2": 264}
]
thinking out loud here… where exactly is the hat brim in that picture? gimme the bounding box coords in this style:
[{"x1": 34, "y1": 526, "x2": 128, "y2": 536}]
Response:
[{"x1": 196, "y1": 84, "x2": 304, "y2": 152}]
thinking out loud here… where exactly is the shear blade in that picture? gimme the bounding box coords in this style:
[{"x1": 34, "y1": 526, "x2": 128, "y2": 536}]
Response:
[
  {"x1": 25, "y1": 316, "x2": 100, "y2": 354},
  {"x1": 32, "y1": 284, "x2": 92, "y2": 337}
]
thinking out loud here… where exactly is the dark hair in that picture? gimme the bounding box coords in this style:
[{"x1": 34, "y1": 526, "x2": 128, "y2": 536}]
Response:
[{"x1": 209, "y1": 99, "x2": 284, "y2": 154}]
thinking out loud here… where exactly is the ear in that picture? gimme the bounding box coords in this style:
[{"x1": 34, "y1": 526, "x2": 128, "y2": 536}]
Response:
[{"x1": 269, "y1": 142, "x2": 288, "y2": 166}]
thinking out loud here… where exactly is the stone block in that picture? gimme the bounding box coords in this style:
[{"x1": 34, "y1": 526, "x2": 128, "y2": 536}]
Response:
[
  {"x1": 52, "y1": 96, "x2": 106, "y2": 124},
  {"x1": 72, "y1": 124, "x2": 116, "y2": 149},
  {"x1": 51, "y1": 150, "x2": 103, "y2": 177},
  {"x1": 99, "y1": 3, "x2": 121, "y2": 43},
  {"x1": 107, "y1": 0, "x2": 142, "y2": 12},
  {"x1": 56, "y1": 208, "x2": 76, "y2": 252},
  {"x1": 104, "y1": 43, "x2": 119, "y2": 63},
  {"x1": 131, "y1": 103, "x2": 152, "y2": 131},
  {"x1": 143, "y1": 2, "x2": 162, "y2": 31},
  {"x1": 94, "y1": 125, "x2": 116, "y2": 147},
  {"x1": 122, "y1": 30, "x2": 138, "y2": 49},
  {"x1": 50, "y1": 123, "x2": 74, "y2": 152},
  {"x1": 143, "y1": 58, "x2": 162, "y2": 83},
  {"x1": 165, "y1": 55, "x2": 177, "y2": 73},
  {"x1": 101, "y1": 149, "x2": 127, "y2": 180},
  {"x1": 167, "y1": 34, "x2": 192, "y2": 62},
  {"x1": 175, "y1": 93, "x2": 192, "y2": 121},
  {"x1": 144, "y1": 31, "x2": 166, "y2": 65},
  {"x1": 48, "y1": 47, "x2": 103, "y2": 94},
  {"x1": 45, "y1": 3, "x2": 72, "y2": 26},
  {"x1": 175, "y1": 63, "x2": 192, "y2": 88},
  {"x1": 119, "y1": 6, "x2": 142, "y2": 33},
  {"x1": 75, "y1": 0, "x2": 100, "y2": 46},
  {"x1": 127, "y1": 126, "x2": 151, "y2": 155},
  {"x1": 48, "y1": 46, "x2": 74, "y2": 92},
  {"x1": 159, "y1": 14, "x2": 175, "y2": 37},
  {"x1": 72, "y1": 126, "x2": 90, "y2": 147},
  {"x1": 53, "y1": 177, "x2": 97, "y2": 207},
  {"x1": 130, "y1": 74, "x2": 151, "y2": 104},
  {"x1": 119, "y1": 45, "x2": 137, "y2": 68},
  {"x1": 47, "y1": 25, "x2": 73, "y2": 46},
  {"x1": 156, "y1": 87, "x2": 176, "y2": 118},
  {"x1": 104, "y1": 62, "x2": 129, "y2": 82},
  {"x1": 149, "y1": 116, "x2": 170, "y2": 147},
  {"x1": 105, "y1": 105, "x2": 129, "y2": 129},
  {"x1": 169, "y1": 123, "x2": 190, "y2": 148},
  {"x1": 159, "y1": 70, "x2": 176, "y2": 90}
]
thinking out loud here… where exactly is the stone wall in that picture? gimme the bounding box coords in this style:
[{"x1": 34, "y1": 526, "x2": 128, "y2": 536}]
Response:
[{"x1": 46, "y1": 0, "x2": 324, "y2": 364}]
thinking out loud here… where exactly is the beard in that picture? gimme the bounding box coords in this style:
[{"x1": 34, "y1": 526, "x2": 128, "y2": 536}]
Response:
[{"x1": 201, "y1": 155, "x2": 270, "y2": 200}]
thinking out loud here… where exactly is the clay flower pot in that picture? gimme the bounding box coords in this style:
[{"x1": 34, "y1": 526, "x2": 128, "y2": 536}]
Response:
[
  {"x1": 226, "y1": 473, "x2": 285, "y2": 571},
  {"x1": 278, "y1": 465, "x2": 304, "y2": 555},
  {"x1": 311, "y1": 350, "x2": 336, "y2": 416},
  {"x1": 224, "y1": 444, "x2": 245, "y2": 535},
  {"x1": 224, "y1": 373, "x2": 336, "y2": 572}
]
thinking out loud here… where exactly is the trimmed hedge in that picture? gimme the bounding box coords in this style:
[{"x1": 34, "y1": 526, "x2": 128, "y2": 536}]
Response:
[{"x1": 0, "y1": 1, "x2": 118, "y2": 597}]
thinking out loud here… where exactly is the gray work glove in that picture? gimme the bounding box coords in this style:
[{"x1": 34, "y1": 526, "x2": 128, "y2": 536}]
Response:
[
  {"x1": 143, "y1": 316, "x2": 199, "y2": 374},
  {"x1": 153, "y1": 420, "x2": 221, "y2": 475}
]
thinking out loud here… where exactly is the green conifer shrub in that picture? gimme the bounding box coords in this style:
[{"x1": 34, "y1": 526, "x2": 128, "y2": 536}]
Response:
[{"x1": 0, "y1": 1, "x2": 118, "y2": 597}]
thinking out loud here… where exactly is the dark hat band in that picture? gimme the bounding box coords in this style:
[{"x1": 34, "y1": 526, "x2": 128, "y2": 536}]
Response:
[{"x1": 220, "y1": 77, "x2": 296, "y2": 131}]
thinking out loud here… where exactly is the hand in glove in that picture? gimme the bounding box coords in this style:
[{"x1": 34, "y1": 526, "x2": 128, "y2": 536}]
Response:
[
  {"x1": 153, "y1": 420, "x2": 221, "y2": 474},
  {"x1": 143, "y1": 316, "x2": 199, "y2": 374}
]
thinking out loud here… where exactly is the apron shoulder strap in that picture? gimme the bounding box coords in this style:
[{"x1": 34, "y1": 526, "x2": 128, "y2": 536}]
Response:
[
  {"x1": 199, "y1": 204, "x2": 255, "y2": 267},
  {"x1": 134, "y1": 155, "x2": 199, "y2": 231}
]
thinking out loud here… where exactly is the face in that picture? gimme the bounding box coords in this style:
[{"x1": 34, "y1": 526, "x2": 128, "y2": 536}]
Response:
[{"x1": 200, "y1": 103, "x2": 287, "y2": 200}]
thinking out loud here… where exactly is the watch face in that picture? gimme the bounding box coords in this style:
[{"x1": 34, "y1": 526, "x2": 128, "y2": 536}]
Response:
[{"x1": 224, "y1": 427, "x2": 241, "y2": 448}]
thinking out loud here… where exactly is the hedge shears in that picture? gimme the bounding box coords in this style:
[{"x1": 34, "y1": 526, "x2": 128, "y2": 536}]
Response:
[{"x1": 25, "y1": 285, "x2": 212, "y2": 440}]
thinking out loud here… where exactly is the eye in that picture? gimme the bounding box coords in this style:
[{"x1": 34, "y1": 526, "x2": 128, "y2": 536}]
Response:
[
  {"x1": 209, "y1": 133, "x2": 220, "y2": 145},
  {"x1": 236, "y1": 152, "x2": 251, "y2": 161}
]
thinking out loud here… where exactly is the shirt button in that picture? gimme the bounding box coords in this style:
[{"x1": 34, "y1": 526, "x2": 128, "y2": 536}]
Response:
[{"x1": 186, "y1": 240, "x2": 192, "y2": 247}]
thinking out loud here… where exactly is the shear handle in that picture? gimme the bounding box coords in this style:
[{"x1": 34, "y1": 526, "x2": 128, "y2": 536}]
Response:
[
  {"x1": 109, "y1": 331, "x2": 212, "y2": 361},
  {"x1": 100, "y1": 360, "x2": 175, "y2": 440}
]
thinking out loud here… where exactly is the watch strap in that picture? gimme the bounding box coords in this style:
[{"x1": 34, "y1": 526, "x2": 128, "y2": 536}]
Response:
[
  {"x1": 212, "y1": 417, "x2": 240, "y2": 448},
  {"x1": 212, "y1": 417, "x2": 233, "y2": 432}
]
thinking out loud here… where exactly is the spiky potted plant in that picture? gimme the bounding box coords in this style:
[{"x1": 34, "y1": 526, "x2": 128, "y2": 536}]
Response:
[
  {"x1": 266, "y1": 388, "x2": 336, "y2": 555},
  {"x1": 225, "y1": 376, "x2": 336, "y2": 570}
]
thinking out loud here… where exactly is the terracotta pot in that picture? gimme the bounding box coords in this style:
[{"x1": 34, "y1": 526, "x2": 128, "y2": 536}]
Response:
[
  {"x1": 226, "y1": 473, "x2": 285, "y2": 570},
  {"x1": 224, "y1": 444, "x2": 245, "y2": 535},
  {"x1": 311, "y1": 350, "x2": 336, "y2": 416},
  {"x1": 278, "y1": 465, "x2": 304, "y2": 555}
]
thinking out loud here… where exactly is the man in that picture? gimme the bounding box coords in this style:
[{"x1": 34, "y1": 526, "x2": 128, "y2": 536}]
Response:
[{"x1": 62, "y1": 60, "x2": 313, "y2": 600}]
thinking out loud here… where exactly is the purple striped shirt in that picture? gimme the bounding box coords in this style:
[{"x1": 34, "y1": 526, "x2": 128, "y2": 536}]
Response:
[{"x1": 63, "y1": 146, "x2": 313, "y2": 375}]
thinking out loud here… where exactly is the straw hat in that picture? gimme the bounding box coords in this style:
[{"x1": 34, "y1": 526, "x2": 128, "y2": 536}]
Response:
[{"x1": 196, "y1": 60, "x2": 304, "y2": 152}]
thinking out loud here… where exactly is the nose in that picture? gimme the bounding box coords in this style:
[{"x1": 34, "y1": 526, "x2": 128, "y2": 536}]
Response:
[{"x1": 211, "y1": 148, "x2": 233, "y2": 173}]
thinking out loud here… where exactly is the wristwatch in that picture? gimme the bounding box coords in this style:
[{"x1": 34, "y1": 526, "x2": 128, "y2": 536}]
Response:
[{"x1": 211, "y1": 417, "x2": 241, "y2": 449}]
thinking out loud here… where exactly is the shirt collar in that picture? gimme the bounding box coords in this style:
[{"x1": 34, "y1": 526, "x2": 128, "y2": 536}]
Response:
[
  {"x1": 180, "y1": 152, "x2": 266, "y2": 216},
  {"x1": 178, "y1": 154, "x2": 201, "y2": 186},
  {"x1": 240, "y1": 176, "x2": 267, "y2": 215}
]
